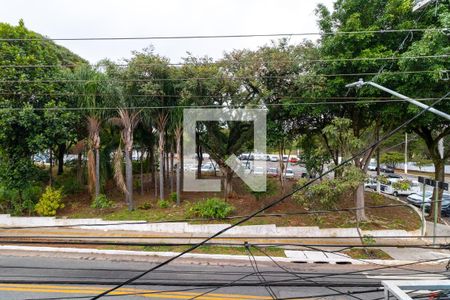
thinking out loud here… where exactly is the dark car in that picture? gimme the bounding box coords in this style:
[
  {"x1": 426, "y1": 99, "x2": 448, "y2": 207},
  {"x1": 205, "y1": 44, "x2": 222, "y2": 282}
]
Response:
[{"x1": 379, "y1": 166, "x2": 395, "y2": 173}]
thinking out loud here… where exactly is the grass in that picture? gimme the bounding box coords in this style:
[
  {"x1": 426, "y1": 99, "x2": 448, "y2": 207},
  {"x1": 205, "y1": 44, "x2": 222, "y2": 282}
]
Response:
[
  {"x1": 102, "y1": 245, "x2": 286, "y2": 257},
  {"x1": 344, "y1": 248, "x2": 392, "y2": 260}
]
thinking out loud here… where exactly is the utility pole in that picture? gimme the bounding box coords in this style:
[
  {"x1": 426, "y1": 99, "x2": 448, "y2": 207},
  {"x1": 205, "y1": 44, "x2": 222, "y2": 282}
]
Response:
[{"x1": 404, "y1": 133, "x2": 408, "y2": 174}]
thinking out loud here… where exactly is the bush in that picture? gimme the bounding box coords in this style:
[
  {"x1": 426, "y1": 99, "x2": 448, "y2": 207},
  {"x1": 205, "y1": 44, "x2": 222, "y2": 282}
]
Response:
[
  {"x1": 392, "y1": 180, "x2": 411, "y2": 191},
  {"x1": 158, "y1": 199, "x2": 170, "y2": 209},
  {"x1": 0, "y1": 184, "x2": 42, "y2": 215},
  {"x1": 187, "y1": 198, "x2": 234, "y2": 219},
  {"x1": 248, "y1": 179, "x2": 278, "y2": 201},
  {"x1": 138, "y1": 201, "x2": 152, "y2": 210},
  {"x1": 35, "y1": 186, "x2": 64, "y2": 216},
  {"x1": 293, "y1": 166, "x2": 366, "y2": 210},
  {"x1": 91, "y1": 194, "x2": 113, "y2": 209},
  {"x1": 54, "y1": 175, "x2": 82, "y2": 195},
  {"x1": 21, "y1": 185, "x2": 43, "y2": 215},
  {"x1": 169, "y1": 192, "x2": 177, "y2": 203}
]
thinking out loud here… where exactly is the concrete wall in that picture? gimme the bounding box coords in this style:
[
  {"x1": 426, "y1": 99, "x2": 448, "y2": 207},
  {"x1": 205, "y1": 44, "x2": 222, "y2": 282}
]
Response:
[{"x1": 0, "y1": 214, "x2": 421, "y2": 238}]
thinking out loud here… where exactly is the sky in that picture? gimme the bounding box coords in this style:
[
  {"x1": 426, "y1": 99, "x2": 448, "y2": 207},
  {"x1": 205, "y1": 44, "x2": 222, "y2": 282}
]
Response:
[{"x1": 0, "y1": 0, "x2": 334, "y2": 64}]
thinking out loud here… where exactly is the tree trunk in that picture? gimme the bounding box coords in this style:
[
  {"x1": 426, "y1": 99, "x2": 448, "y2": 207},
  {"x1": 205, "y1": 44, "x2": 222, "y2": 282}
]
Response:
[
  {"x1": 140, "y1": 150, "x2": 144, "y2": 196},
  {"x1": 95, "y1": 147, "x2": 100, "y2": 197},
  {"x1": 57, "y1": 144, "x2": 66, "y2": 175},
  {"x1": 149, "y1": 145, "x2": 154, "y2": 190},
  {"x1": 431, "y1": 158, "x2": 444, "y2": 220},
  {"x1": 76, "y1": 152, "x2": 82, "y2": 184},
  {"x1": 159, "y1": 130, "x2": 165, "y2": 201},
  {"x1": 224, "y1": 166, "x2": 234, "y2": 199},
  {"x1": 170, "y1": 143, "x2": 174, "y2": 194},
  {"x1": 125, "y1": 148, "x2": 133, "y2": 211},
  {"x1": 278, "y1": 144, "x2": 285, "y2": 190},
  {"x1": 176, "y1": 130, "x2": 182, "y2": 206},
  {"x1": 355, "y1": 183, "x2": 367, "y2": 221},
  {"x1": 49, "y1": 148, "x2": 53, "y2": 186}
]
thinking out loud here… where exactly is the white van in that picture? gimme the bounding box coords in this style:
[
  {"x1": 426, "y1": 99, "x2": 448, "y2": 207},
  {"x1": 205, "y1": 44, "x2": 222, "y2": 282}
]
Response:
[{"x1": 380, "y1": 179, "x2": 420, "y2": 197}]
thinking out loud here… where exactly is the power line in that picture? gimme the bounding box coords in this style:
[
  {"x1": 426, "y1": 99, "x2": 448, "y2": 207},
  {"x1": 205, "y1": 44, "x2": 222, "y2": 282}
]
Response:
[
  {"x1": 1, "y1": 28, "x2": 446, "y2": 42},
  {"x1": 0, "y1": 70, "x2": 445, "y2": 80},
  {"x1": 0, "y1": 98, "x2": 449, "y2": 112},
  {"x1": 0, "y1": 55, "x2": 447, "y2": 69},
  {"x1": 88, "y1": 91, "x2": 450, "y2": 299}
]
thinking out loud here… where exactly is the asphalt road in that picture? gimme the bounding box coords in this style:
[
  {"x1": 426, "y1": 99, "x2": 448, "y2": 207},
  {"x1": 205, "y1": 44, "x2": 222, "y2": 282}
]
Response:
[{"x1": 0, "y1": 254, "x2": 448, "y2": 299}]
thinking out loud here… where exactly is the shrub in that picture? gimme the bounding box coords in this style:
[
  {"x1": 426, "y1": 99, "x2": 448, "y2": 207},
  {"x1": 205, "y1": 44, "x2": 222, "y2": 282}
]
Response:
[
  {"x1": 370, "y1": 192, "x2": 385, "y2": 205},
  {"x1": 293, "y1": 166, "x2": 366, "y2": 210},
  {"x1": 248, "y1": 179, "x2": 278, "y2": 201},
  {"x1": 392, "y1": 180, "x2": 411, "y2": 191},
  {"x1": 187, "y1": 198, "x2": 234, "y2": 219},
  {"x1": 35, "y1": 186, "x2": 64, "y2": 216},
  {"x1": 138, "y1": 202, "x2": 152, "y2": 210},
  {"x1": 91, "y1": 194, "x2": 113, "y2": 209},
  {"x1": 169, "y1": 192, "x2": 177, "y2": 203},
  {"x1": 0, "y1": 184, "x2": 42, "y2": 215},
  {"x1": 158, "y1": 199, "x2": 170, "y2": 209},
  {"x1": 54, "y1": 175, "x2": 82, "y2": 195},
  {"x1": 21, "y1": 185, "x2": 43, "y2": 215}
]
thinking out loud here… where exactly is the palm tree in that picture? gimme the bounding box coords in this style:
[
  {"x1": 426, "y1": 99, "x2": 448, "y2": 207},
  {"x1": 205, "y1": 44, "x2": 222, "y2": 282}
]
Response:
[
  {"x1": 67, "y1": 65, "x2": 109, "y2": 198},
  {"x1": 110, "y1": 108, "x2": 141, "y2": 210}
]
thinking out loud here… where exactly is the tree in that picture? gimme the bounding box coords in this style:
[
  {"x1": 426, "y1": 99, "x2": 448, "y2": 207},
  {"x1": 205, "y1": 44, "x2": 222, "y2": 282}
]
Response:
[
  {"x1": 380, "y1": 151, "x2": 404, "y2": 168},
  {"x1": 0, "y1": 21, "x2": 84, "y2": 197},
  {"x1": 65, "y1": 65, "x2": 110, "y2": 198},
  {"x1": 109, "y1": 109, "x2": 140, "y2": 210}
]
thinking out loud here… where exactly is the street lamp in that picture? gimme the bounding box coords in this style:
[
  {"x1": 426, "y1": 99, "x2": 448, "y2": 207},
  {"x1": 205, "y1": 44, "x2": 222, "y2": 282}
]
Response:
[
  {"x1": 345, "y1": 78, "x2": 450, "y2": 121},
  {"x1": 346, "y1": 78, "x2": 449, "y2": 244}
]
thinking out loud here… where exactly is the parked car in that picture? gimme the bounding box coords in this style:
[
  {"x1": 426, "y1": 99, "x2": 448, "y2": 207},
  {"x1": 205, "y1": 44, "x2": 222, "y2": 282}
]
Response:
[
  {"x1": 267, "y1": 167, "x2": 279, "y2": 177},
  {"x1": 252, "y1": 166, "x2": 266, "y2": 176},
  {"x1": 289, "y1": 156, "x2": 299, "y2": 163},
  {"x1": 364, "y1": 177, "x2": 378, "y2": 190},
  {"x1": 367, "y1": 162, "x2": 377, "y2": 171},
  {"x1": 283, "y1": 168, "x2": 295, "y2": 179},
  {"x1": 379, "y1": 165, "x2": 395, "y2": 173},
  {"x1": 200, "y1": 162, "x2": 217, "y2": 174},
  {"x1": 407, "y1": 191, "x2": 433, "y2": 207},
  {"x1": 380, "y1": 180, "x2": 420, "y2": 197},
  {"x1": 269, "y1": 155, "x2": 279, "y2": 162},
  {"x1": 424, "y1": 192, "x2": 450, "y2": 213}
]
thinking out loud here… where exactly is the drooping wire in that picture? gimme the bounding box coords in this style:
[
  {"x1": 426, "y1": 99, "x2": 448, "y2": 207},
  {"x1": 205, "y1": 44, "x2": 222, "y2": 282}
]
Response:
[{"x1": 86, "y1": 90, "x2": 450, "y2": 299}]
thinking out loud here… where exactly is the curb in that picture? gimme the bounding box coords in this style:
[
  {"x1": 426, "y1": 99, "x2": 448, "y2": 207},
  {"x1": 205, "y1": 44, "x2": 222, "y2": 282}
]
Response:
[{"x1": 0, "y1": 245, "x2": 446, "y2": 266}]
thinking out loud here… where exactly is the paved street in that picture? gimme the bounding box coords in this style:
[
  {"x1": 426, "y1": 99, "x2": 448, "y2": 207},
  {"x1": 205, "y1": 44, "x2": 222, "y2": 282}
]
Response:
[{"x1": 0, "y1": 253, "x2": 448, "y2": 299}]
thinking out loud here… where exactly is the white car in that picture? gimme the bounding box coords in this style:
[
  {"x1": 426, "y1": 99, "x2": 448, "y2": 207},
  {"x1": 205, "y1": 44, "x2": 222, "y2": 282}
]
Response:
[
  {"x1": 269, "y1": 155, "x2": 279, "y2": 162},
  {"x1": 367, "y1": 162, "x2": 377, "y2": 171},
  {"x1": 283, "y1": 168, "x2": 295, "y2": 179},
  {"x1": 253, "y1": 166, "x2": 266, "y2": 176},
  {"x1": 380, "y1": 180, "x2": 420, "y2": 197}
]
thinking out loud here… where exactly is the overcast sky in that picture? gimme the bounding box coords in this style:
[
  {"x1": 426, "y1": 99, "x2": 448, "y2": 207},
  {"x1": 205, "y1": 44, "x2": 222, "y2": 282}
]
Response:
[{"x1": 0, "y1": 0, "x2": 334, "y2": 64}]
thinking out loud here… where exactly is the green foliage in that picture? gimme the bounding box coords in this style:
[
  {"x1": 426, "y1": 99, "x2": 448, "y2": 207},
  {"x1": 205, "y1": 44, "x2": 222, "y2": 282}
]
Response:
[
  {"x1": 0, "y1": 184, "x2": 42, "y2": 215},
  {"x1": 381, "y1": 152, "x2": 404, "y2": 168},
  {"x1": 0, "y1": 22, "x2": 84, "y2": 191},
  {"x1": 293, "y1": 166, "x2": 366, "y2": 209},
  {"x1": 377, "y1": 175, "x2": 389, "y2": 185},
  {"x1": 187, "y1": 198, "x2": 234, "y2": 219},
  {"x1": 157, "y1": 199, "x2": 170, "y2": 209},
  {"x1": 169, "y1": 192, "x2": 178, "y2": 203},
  {"x1": 54, "y1": 174, "x2": 83, "y2": 195},
  {"x1": 362, "y1": 234, "x2": 376, "y2": 246},
  {"x1": 35, "y1": 186, "x2": 64, "y2": 216},
  {"x1": 138, "y1": 202, "x2": 152, "y2": 210},
  {"x1": 248, "y1": 179, "x2": 279, "y2": 201},
  {"x1": 370, "y1": 192, "x2": 385, "y2": 206},
  {"x1": 392, "y1": 180, "x2": 411, "y2": 191},
  {"x1": 91, "y1": 194, "x2": 113, "y2": 209},
  {"x1": 299, "y1": 135, "x2": 331, "y2": 176}
]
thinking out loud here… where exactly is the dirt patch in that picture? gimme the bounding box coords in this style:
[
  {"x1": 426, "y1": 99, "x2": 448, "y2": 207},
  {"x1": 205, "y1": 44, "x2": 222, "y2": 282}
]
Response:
[
  {"x1": 344, "y1": 248, "x2": 393, "y2": 260},
  {"x1": 59, "y1": 176, "x2": 421, "y2": 231}
]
